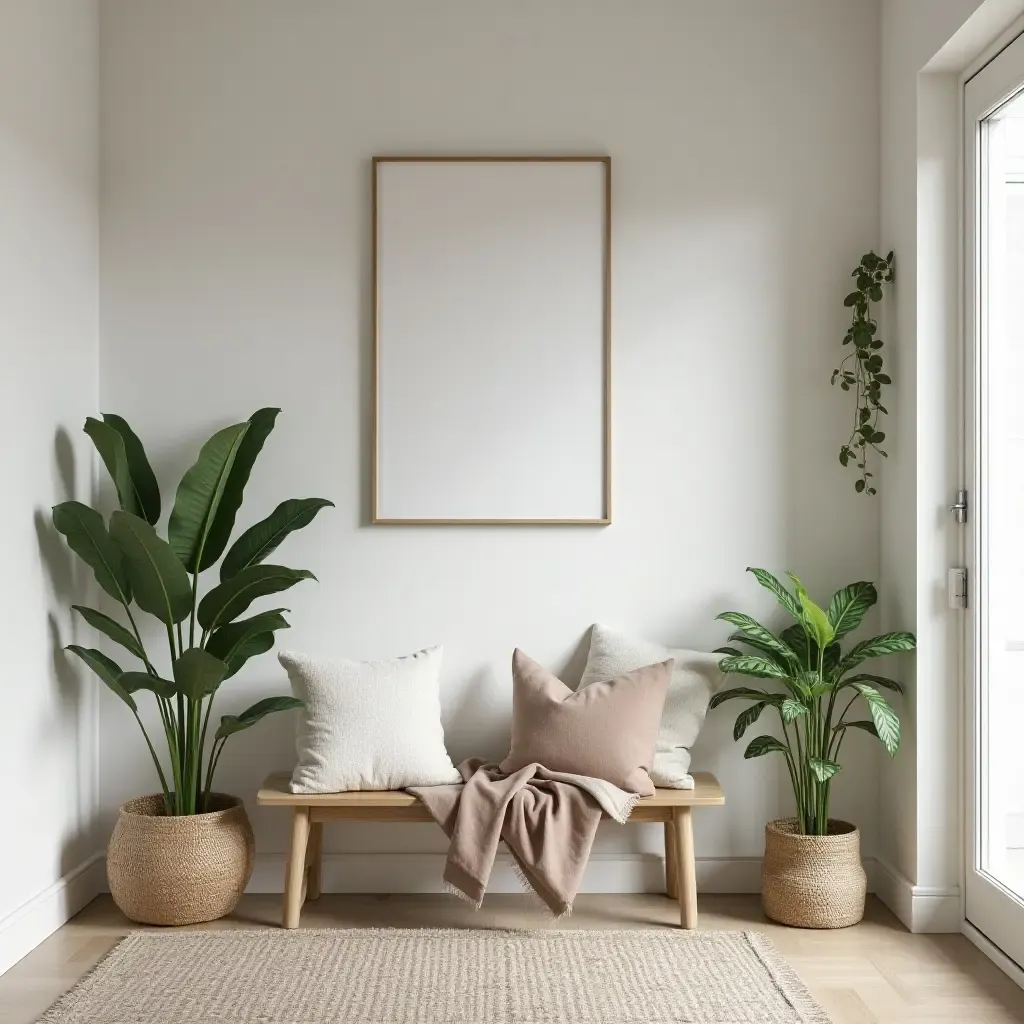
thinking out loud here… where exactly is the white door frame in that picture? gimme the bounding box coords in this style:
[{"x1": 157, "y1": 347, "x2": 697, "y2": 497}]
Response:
[{"x1": 962, "y1": 26, "x2": 1024, "y2": 969}]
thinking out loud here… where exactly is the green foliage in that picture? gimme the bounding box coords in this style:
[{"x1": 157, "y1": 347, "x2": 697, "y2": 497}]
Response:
[
  {"x1": 711, "y1": 567, "x2": 915, "y2": 836},
  {"x1": 52, "y1": 502, "x2": 132, "y2": 605},
  {"x1": 168, "y1": 422, "x2": 249, "y2": 573},
  {"x1": 101, "y1": 414, "x2": 161, "y2": 524},
  {"x1": 832, "y1": 250, "x2": 895, "y2": 495},
  {"x1": 109, "y1": 511, "x2": 193, "y2": 626},
  {"x1": 221, "y1": 498, "x2": 334, "y2": 581},
  {"x1": 53, "y1": 410, "x2": 331, "y2": 815},
  {"x1": 72, "y1": 605, "x2": 147, "y2": 662},
  {"x1": 197, "y1": 565, "x2": 315, "y2": 631}
]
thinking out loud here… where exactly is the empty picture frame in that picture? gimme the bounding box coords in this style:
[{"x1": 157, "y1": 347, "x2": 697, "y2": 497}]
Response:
[{"x1": 372, "y1": 156, "x2": 611, "y2": 525}]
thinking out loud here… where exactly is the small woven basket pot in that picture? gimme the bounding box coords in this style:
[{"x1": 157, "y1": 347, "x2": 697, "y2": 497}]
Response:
[
  {"x1": 761, "y1": 818, "x2": 866, "y2": 929},
  {"x1": 107, "y1": 793, "x2": 254, "y2": 926}
]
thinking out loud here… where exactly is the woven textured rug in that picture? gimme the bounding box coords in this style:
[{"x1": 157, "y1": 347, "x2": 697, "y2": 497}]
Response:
[{"x1": 39, "y1": 928, "x2": 830, "y2": 1023}]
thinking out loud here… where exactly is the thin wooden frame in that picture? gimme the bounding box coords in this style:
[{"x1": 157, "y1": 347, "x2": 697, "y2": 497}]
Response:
[{"x1": 371, "y1": 155, "x2": 612, "y2": 525}]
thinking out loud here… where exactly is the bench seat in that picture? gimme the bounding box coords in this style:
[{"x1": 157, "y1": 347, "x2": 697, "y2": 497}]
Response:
[{"x1": 257, "y1": 771, "x2": 724, "y2": 930}]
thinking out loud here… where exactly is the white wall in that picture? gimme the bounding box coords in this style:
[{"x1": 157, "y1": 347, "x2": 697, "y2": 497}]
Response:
[
  {"x1": 97, "y1": 0, "x2": 883, "y2": 887},
  {"x1": 879, "y1": 0, "x2": 1024, "y2": 930},
  {"x1": 0, "y1": 0, "x2": 101, "y2": 972}
]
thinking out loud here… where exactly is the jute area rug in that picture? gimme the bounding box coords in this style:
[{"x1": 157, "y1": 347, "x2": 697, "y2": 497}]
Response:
[{"x1": 39, "y1": 928, "x2": 831, "y2": 1023}]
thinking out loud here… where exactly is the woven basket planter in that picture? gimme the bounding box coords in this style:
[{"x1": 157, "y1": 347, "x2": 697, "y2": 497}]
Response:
[
  {"x1": 761, "y1": 818, "x2": 866, "y2": 929},
  {"x1": 107, "y1": 793, "x2": 254, "y2": 926}
]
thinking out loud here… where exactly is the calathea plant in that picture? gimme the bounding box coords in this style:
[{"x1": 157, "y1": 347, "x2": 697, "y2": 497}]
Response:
[
  {"x1": 52, "y1": 409, "x2": 332, "y2": 816},
  {"x1": 711, "y1": 568, "x2": 915, "y2": 836}
]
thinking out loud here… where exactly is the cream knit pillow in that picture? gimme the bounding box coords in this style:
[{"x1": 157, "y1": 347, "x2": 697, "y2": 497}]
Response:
[
  {"x1": 579, "y1": 625, "x2": 725, "y2": 789},
  {"x1": 280, "y1": 646, "x2": 460, "y2": 792}
]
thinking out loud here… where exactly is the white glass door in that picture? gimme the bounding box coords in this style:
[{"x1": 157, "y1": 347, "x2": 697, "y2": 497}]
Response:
[{"x1": 966, "y1": 29, "x2": 1024, "y2": 966}]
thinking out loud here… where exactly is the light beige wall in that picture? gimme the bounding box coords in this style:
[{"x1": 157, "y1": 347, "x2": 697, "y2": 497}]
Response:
[
  {"x1": 0, "y1": 0, "x2": 100, "y2": 972},
  {"x1": 99, "y1": 0, "x2": 883, "y2": 887}
]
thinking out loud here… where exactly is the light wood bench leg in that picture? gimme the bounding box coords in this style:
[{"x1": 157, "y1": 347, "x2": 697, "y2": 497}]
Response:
[
  {"x1": 307, "y1": 821, "x2": 323, "y2": 901},
  {"x1": 664, "y1": 821, "x2": 679, "y2": 900},
  {"x1": 674, "y1": 807, "x2": 698, "y2": 929},
  {"x1": 283, "y1": 807, "x2": 310, "y2": 928}
]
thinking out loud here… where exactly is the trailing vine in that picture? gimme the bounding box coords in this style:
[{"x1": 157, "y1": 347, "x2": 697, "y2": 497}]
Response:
[{"x1": 831, "y1": 250, "x2": 894, "y2": 495}]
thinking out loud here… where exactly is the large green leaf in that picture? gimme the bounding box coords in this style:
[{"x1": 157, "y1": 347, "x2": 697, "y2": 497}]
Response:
[
  {"x1": 746, "y1": 567, "x2": 802, "y2": 620},
  {"x1": 786, "y1": 573, "x2": 835, "y2": 650},
  {"x1": 784, "y1": 625, "x2": 843, "y2": 680},
  {"x1": 780, "y1": 697, "x2": 807, "y2": 723},
  {"x1": 109, "y1": 511, "x2": 192, "y2": 625},
  {"x1": 84, "y1": 417, "x2": 144, "y2": 518},
  {"x1": 727, "y1": 632, "x2": 797, "y2": 671},
  {"x1": 716, "y1": 612, "x2": 799, "y2": 667},
  {"x1": 206, "y1": 609, "x2": 290, "y2": 666},
  {"x1": 200, "y1": 408, "x2": 281, "y2": 574},
  {"x1": 733, "y1": 702, "x2": 768, "y2": 741},
  {"x1": 808, "y1": 757, "x2": 842, "y2": 782},
  {"x1": 743, "y1": 735, "x2": 789, "y2": 758},
  {"x1": 783, "y1": 626, "x2": 842, "y2": 679},
  {"x1": 72, "y1": 605, "x2": 146, "y2": 662},
  {"x1": 718, "y1": 654, "x2": 790, "y2": 680},
  {"x1": 197, "y1": 564, "x2": 315, "y2": 630},
  {"x1": 851, "y1": 683, "x2": 900, "y2": 755},
  {"x1": 220, "y1": 497, "x2": 333, "y2": 581},
  {"x1": 709, "y1": 686, "x2": 780, "y2": 710},
  {"x1": 119, "y1": 670, "x2": 176, "y2": 700},
  {"x1": 168, "y1": 422, "x2": 250, "y2": 573},
  {"x1": 836, "y1": 632, "x2": 916, "y2": 676},
  {"x1": 824, "y1": 643, "x2": 841, "y2": 674},
  {"x1": 222, "y1": 632, "x2": 276, "y2": 678},
  {"x1": 712, "y1": 646, "x2": 743, "y2": 657},
  {"x1": 101, "y1": 414, "x2": 161, "y2": 525},
  {"x1": 841, "y1": 672, "x2": 904, "y2": 695},
  {"x1": 52, "y1": 502, "x2": 131, "y2": 605},
  {"x1": 833, "y1": 719, "x2": 878, "y2": 738},
  {"x1": 780, "y1": 624, "x2": 813, "y2": 665},
  {"x1": 66, "y1": 646, "x2": 136, "y2": 711},
  {"x1": 826, "y1": 582, "x2": 876, "y2": 642},
  {"x1": 173, "y1": 648, "x2": 228, "y2": 700},
  {"x1": 215, "y1": 695, "x2": 303, "y2": 740}
]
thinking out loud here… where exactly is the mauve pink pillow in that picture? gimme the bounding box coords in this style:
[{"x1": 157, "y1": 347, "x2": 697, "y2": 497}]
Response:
[{"x1": 499, "y1": 649, "x2": 671, "y2": 796}]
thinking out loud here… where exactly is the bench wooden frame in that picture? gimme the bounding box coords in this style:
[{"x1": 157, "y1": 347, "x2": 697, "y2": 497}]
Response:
[{"x1": 257, "y1": 771, "x2": 724, "y2": 930}]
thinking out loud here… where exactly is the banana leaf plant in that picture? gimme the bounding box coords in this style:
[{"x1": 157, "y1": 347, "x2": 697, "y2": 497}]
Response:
[
  {"x1": 711, "y1": 568, "x2": 915, "y2": 836},
  {"x1": 52, "y1": 409, "x2": 332, "y2": 815}
]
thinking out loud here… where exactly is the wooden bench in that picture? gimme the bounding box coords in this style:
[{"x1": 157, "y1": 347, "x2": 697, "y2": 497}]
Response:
[{"x1": 257, "y1": 771, "x2": 724, "y2": 930}]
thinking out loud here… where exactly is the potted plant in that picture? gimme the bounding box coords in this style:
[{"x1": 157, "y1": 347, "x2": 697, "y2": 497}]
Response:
[
  {"x1": 711, "y1": 568, "x2": 915, "y2": 928},
  {"x1": 52, "y1": 408, "x2": 332, "y2": 925}
]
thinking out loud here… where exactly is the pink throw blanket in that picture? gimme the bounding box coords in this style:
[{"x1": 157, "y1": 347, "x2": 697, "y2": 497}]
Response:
[{"x1": 409, "y1": 757, "x2": 639, "y2": 917}]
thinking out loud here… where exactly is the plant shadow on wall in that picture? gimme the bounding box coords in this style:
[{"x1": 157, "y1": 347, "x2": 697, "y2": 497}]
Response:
[
  {"x1": 711, "y1": 568, "x2": 915, "y2": 927},
  {"x1": 51, "y1": 409, "x2": 334, "y2": 817}
]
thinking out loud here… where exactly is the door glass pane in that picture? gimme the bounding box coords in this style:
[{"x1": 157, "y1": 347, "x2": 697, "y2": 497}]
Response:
[{"x1": 982, "y1": 91, "x2": 1024, "y2": 899}]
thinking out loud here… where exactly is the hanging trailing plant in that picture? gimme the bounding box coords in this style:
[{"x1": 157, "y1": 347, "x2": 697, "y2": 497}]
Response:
[{"x1": 831, "y1": 251, "x2": 895, "y2": 495}]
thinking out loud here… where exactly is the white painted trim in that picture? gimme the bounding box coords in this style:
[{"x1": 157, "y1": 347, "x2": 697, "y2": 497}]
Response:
[
  {"x1": 963, "y1": 919, "x2": 1024, "y2": 990},
  {"x1": 959, "y1": 9, "x2": 1024, "y2": 82},
  {"x1": 162, "y1": 853, "x2": 895, "y2": 899},
  {"x1": 873, "y1": 857, "x2": 962, "y2": 932},
  {"x1": 0, "y1": 854, "x2": 105, "y2": 977}
]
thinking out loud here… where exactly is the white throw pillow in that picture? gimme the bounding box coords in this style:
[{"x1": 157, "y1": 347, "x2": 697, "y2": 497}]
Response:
[
  {"x1": 280, "y1": 646, "x2": 460, "y2": 792},
  {"x1": 579, "y1": 624, "x2": 725, "y2": 789}
]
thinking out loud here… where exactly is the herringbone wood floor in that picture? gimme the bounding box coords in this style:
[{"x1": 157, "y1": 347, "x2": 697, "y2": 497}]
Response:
[{"x1": 2, "y1": 894, "x2": 1023, "y2": 1023}]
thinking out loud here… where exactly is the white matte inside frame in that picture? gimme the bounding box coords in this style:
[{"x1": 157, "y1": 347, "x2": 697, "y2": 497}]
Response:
[{"x1": 374, "y1": 159, "x2": 608, "y2": 523}]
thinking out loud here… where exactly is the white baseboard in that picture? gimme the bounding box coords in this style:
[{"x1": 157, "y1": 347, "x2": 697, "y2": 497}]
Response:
[
  {"x1": 963, "y1": 921, "x2": 1024, "y2": 991},
  {"x1": 243, "y1": 853, "x2": 856, "y2": 897},
  {"x1": 872, "y1": 857, "x2": 961, "y2": 932},
  {"x1": 0, "y1": 854, "x2": 105, "y2": 976}
]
